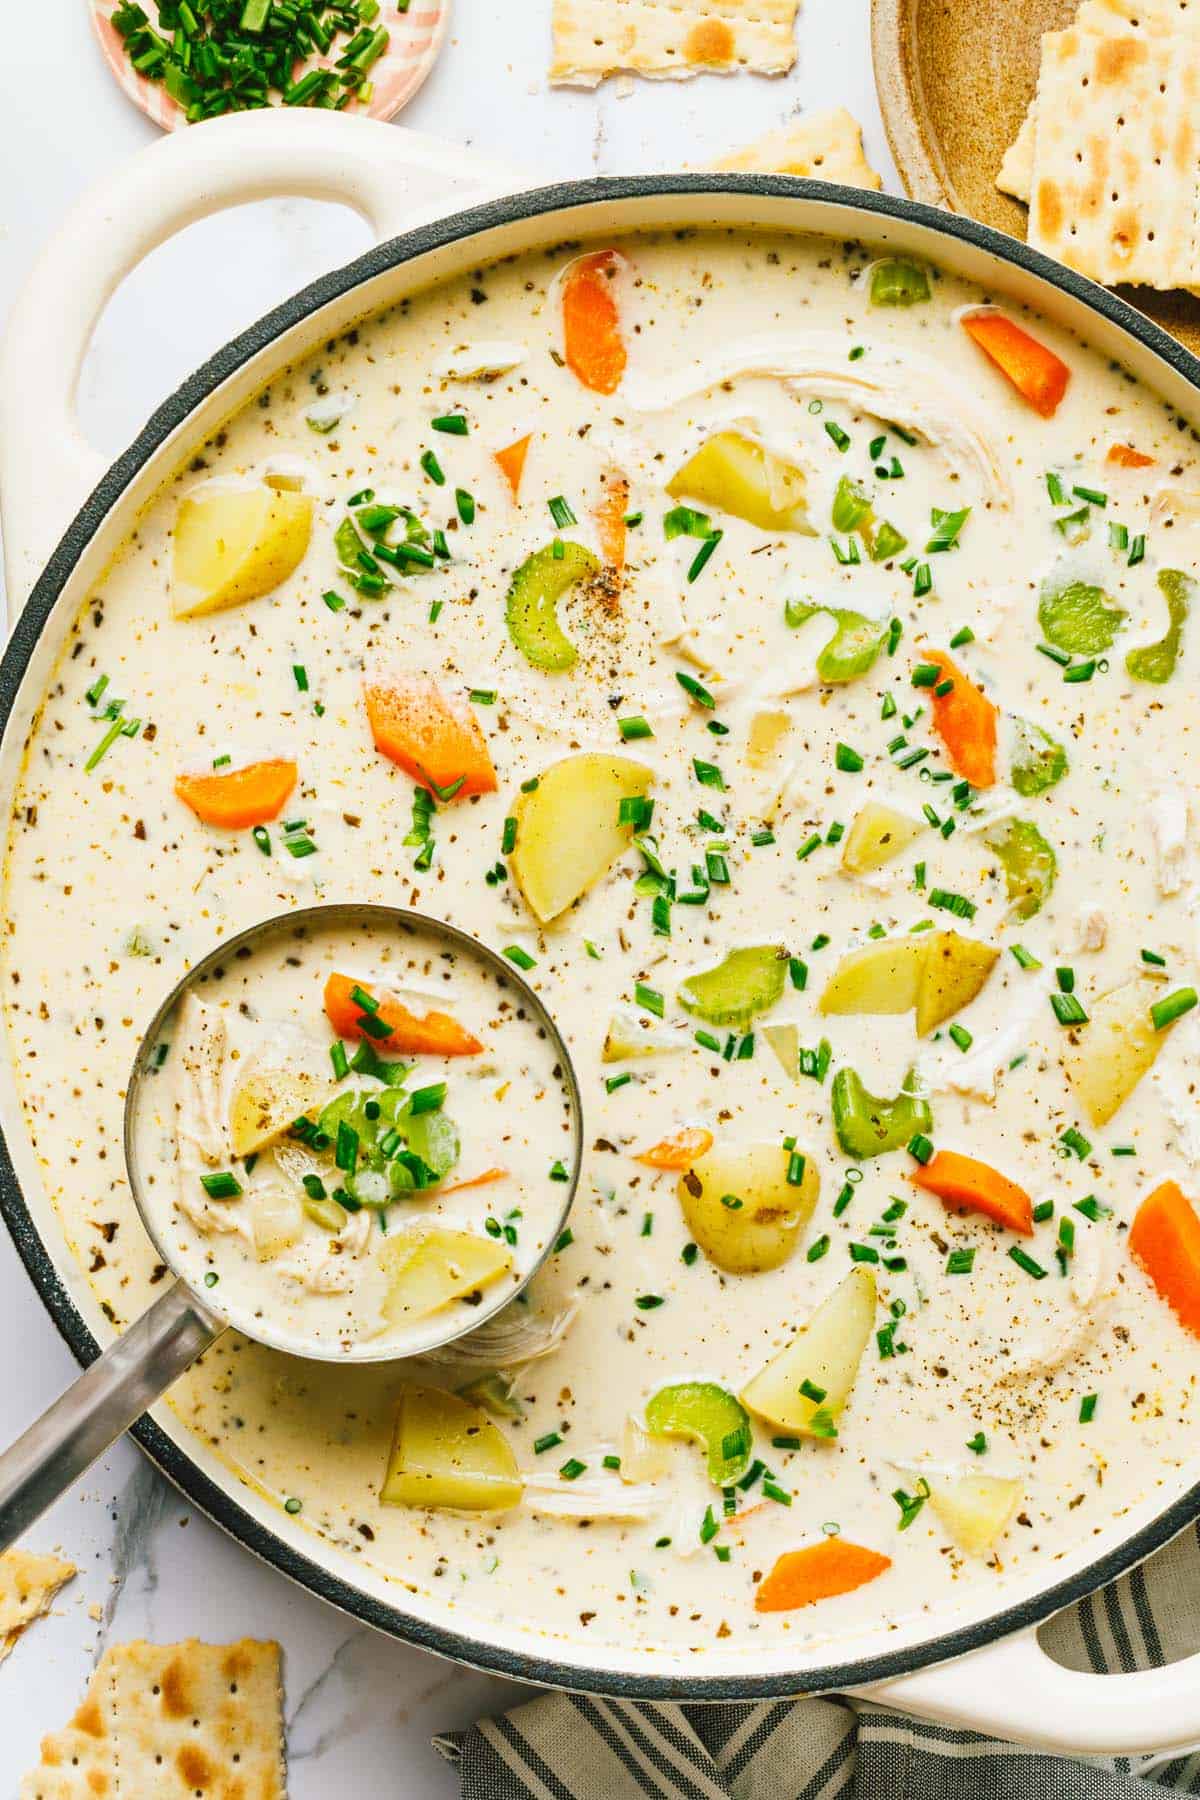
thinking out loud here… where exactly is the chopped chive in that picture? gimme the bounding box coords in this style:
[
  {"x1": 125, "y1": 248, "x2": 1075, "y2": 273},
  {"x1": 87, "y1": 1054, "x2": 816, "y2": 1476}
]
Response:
[
  {"x1": 1128, "y1": 533, "x2": 1146, "y2": 566},
  {"x1": 949, "y1": 625, "x2": 975, "y2": 649},
  {"x1": 907, "y1": 1133, "x2": 934, "y2": 1164},
  {"x1": 200, "y1": 1170, "x2": 242, "y2": 1199},
  {"x1": 946, "y1": 1247, "x2": 975, "y2": 1274},
  {"x1": 1009, "y1": 1244, "x2": 1047, "y2": 1280},
  {"x1": 548, "y1": 494, "x2": 577, "y2": 529},
  {"x1": 687, "y1": 530, "x2": 723, "y2": 583},
  {"x1": 676, "y1": 671, "x2": 715, "y2": 709},
  {"x1": 533, "y1": 1432, "x2": 562, "y2": 1454},
  {"x1": 456, "y1": 488, "x2": 476, "y2": 525},
  {"x1": 1152, "y1": 988, "x2": 1197, "y2": 1031},
  {"x1": 432, "y1": 413, "x2": 469, "y2": 435},
  {"x1": 1011, "y1": 944, "x2": 1041, "y2": 970},
  {"x1": 1051, "y1": 992, "x2": 1088, "y2": 1026},
  {"x1": 835, "y1": 742, "x2": 864, "y2": 773},
  {"x1": 618, "y1": 716, "x2": 653, "y2": 741},
  {"x1": 1079, "y1": 1393, "x2": 1098, "y2": 1423},
  {"x1": 420, "y1": 449, "x2": 445, "y2": 485},
  {"x1": 929, "y1": 887, "x2": 976, "y2": 921},
  {"x1": 966, "y1": 1431, "x2": 987, "y2": 1455},
  {"x1": 503, "y1": 945, "x2": 536, "y2": 971},
  {"x1": 635, "y1": 1294, "x2": 665, "y2": 1311}
]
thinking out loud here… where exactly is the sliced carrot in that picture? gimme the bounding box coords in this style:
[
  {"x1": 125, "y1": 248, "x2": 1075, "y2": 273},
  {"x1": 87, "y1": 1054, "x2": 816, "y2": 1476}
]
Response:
[
  {"x1": 324, "y1": 972, "x2": 483, "y2": 1058},
  {"x1": 595, "y1": 472, "x2": 629, "y2": 573},
  {"x1": 920, "y1": 648, "x2": 998, "y2": 789},
  {"x1": 754, "y1": 1540, "x2": 891, "y2": 1613},
  {"x1": 363, "y1": 675, "x2": 496, "y2": 798},
  {"x1": 438, "y1": 1166, "x2": 508, "y2": 1194},
  {"x1": 561, "y1": 251, "x2": 627, "y2": 396},
  {"x1": 495, "y1": 433, "x2": 531, "y2": 500},
  {"x1": 635, "y1": 1126, "x2": 714, "y2": 1170},
  {"x1": 911, "y1": 1149, "x2": 1033, "y2": 1236},
  {"x1": 1129, "y1": 1180, "x2": 1200, "y2": 1337},
  {"x1": 960, "y1": 310, "x2": 1070, "y2": 419},
  {"x1": 175, "y1": 758, "x2": 297, "y2": 830},
  {"x1": 1107, "y1": 442, "x2": 1155, "y2": 469}
]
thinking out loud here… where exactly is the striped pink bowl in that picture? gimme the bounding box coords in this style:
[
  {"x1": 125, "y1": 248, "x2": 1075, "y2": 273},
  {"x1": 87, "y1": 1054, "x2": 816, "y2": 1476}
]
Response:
[{"x1": 90, "y1": 0, "x2": 449, "y2": 131}]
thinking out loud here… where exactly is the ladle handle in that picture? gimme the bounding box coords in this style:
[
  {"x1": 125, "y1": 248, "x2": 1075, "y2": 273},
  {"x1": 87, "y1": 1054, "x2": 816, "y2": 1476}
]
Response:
[{"x1": 0, "y1": 1279, "x2": 220, "y2": 1551}]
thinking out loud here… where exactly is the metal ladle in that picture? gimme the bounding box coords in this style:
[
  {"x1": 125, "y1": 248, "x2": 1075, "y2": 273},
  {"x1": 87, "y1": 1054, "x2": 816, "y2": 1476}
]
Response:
[{"x1": 0, "y1": 903, "x2": 582, "y2": 1552}]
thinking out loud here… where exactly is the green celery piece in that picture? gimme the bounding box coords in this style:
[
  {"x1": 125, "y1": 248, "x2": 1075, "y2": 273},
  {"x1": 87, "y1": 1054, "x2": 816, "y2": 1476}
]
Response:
[
  {"x1": 831, "y1": 474, "x2": 873, "y2": 535},
  {"x1": 1126, "y1": 569, "x2": 1193, "y2": 684},
  {"x1": 315, "y1": 1087, "x2": 459, "y2": 1185},
  {"x1": 785, "y1": 600, "x2": 885, "y2": 683},
  {"x1": 869, "y1": 258, "x2": 932, "y2": 306},
  {"x1": 871, "y1": 521, "x2": 908, "y2": 563},
  {"x1": 984, "y1": 818, "x2": 1057, "y2": 920},
  {"x1": 1038, "y1": 576, "x2": 1126, "y2": 655},
  {"x1": 644, "y1": 1381, "x2": 752, "y2": 1485},
  {"x1": 677, "y1": 945, "x2": 787, "y2": 1027},
  {"x1": 831, "y1": 1066, "x2": 932, "y2": 1159},
  {"x1": 505, "y1": 541, "x2": 599, "y2": 672},
  {"x1": 1009, "y1": 717, "x2": 1068, "y2": 797}
]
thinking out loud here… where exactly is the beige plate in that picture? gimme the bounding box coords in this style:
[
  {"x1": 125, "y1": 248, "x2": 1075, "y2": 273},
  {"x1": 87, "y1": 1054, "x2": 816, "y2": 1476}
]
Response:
[{"x1": 870, "y1": 0, "x2": 1200, "y2": 354}]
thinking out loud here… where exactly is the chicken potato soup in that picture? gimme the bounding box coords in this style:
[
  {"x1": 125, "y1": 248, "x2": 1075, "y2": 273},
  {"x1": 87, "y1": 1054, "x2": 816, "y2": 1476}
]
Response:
[
  {"x1": 6, "y1": 228, "x2": 1200, "y2": 1654},
  {"x1": 128, "y1": 914, "x2": 576, "y2": 1356}
]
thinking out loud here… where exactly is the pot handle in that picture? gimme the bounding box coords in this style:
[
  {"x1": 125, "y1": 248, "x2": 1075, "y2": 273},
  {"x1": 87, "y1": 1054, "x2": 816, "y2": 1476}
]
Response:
[
  {"x1": 855, "y1": 1623, "x2": 1200, "y2": 1756},
  {"x1": 0, "y1": 110, "x2": 520, "y2": 610}
]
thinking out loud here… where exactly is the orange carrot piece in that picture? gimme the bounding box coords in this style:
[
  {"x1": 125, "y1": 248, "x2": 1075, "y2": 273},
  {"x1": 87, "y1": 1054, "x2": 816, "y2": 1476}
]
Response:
[
  {"x1": 595, "y1": 472, "x2": 629, "y2": 573},
  {"x1": 363, "y1": 675, "x2": 497, "y2": 798},
  {"x1": 635, "y1": 1127, "x2": 714, "y2": 1170},
  {"x1": 1107, "y1": 442, "x2": 1155, "y2": 469},
  {"x1": 439, "y1": 1167, "x2": 508, "y2": 1194},
  {"x1": 495, "y1": 433, "x2": 531, "y2": 500},
  {"x1": 324, "y1": 973, "x2": 483, "y2": 1058},
  {"x1": 1130, "y1": 1180, "x2": 1200, "y2": 1337},
  {"x1": 175, "y1": 758, "x2": 297, "y2": 830},
  {"x1": 921, "y1": 648, "x2": 998, "y2": 788},
  {"x1": 911, "y1": 1149, "x2": 1033, "y2": 1236},
  {"x1": 960, "y1": 310, "x2": 1070, "y2": 419},
  {"x1": 562, "y1": 251, "x2": 627, "y2": 396},
  {"x1": 754, "y1": 1540, "x2": 891, "y2": 1613}
]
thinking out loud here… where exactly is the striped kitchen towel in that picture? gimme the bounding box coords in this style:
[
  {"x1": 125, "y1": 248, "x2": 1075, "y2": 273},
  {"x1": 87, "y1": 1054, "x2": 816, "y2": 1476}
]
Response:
[{"x1": 436, "y1": 1521, "x2": 1200, "y2": 1798}]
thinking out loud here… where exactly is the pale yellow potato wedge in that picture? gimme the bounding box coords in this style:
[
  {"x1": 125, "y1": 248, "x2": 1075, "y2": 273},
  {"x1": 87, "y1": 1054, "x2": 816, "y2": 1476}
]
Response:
[
  {"x1": 172, "y1": 483, "x2": 313, "y2": 619},
  {"x1": 249, "y1": 1188, "x2": 303, "y2": 1262},
  {"x1": 928, "y1": 1471, "x2": 1022, "y2": 1556},
  {"x1": 915, "y1": 931, "x2": 1000, "y2": 1037},
  {"x1": 667, "y1": 431, "x2": 814, "y2": 535},
  {"x1": 841, "y1": 801, "x2": 926, "y2": 874},
  {"x1": 380, "y1": 1225, "x2": 513, "y2": 1324},
  {"x1": 746, "y1": 708, "x2": 792, "y2": 770},
  {"x1": 229, "y1": 1057, "x2": 339, "y2": 1157},
  {"x1": 741, "y1": 1267, "x2": 876, "y2": 1434},
  {"x1": 679, "y1": 1141, "x2": 818, "y2": 1274},
  {"x1": 621, "y1": 1414, "x2": 672, "y2": 1482},
  {"x1": 819, "y1": 937, "x2": 925, "y2": 1016},
  {"x1": 510, "y1": 753, "x2": 653, "y2": 924},
  {"x1": 380, "y1": 1385, "x2": 523, "y2": 1511},
  {"x1": 762, "y1": 1021, "x2": 799, "y2": 1081},
  {"x1": 602, "y1": 1006, "x2": 687, "y2": 1062},
  {"x1": 1063, "y1": 976, "x2": 1172, "y2": 1128}
]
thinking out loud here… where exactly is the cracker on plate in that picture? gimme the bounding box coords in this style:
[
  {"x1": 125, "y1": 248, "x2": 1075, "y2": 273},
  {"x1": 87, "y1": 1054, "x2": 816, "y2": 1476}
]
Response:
[
  {"x1": 996, "y1": 0, "x2": 1199, "y2": 200},
  {"x1": 1027, "y1": 23, "x2": 1200, "y2": 287},
  {"x1": 21, "y1": 1639, "x2": 286, "y2": 1799},
  {"x1": 709, "y1": 109, "x2": 882, "y2": 188},
  {"x1": 0, "y1": 1550, "x2": 75, "y2": 1667},
  {"x1": 550, "y1": 0, "x2": 798, "y2": 87}
]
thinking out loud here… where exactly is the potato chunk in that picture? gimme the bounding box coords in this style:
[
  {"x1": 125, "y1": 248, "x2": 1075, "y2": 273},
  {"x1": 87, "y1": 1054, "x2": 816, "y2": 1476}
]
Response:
[
  {"x1": 1063, "y1": 976, "x2": 1173, "y2": 1127},
  {"x1": 678, "y1": 1140, "x2": 818, "y2": 1274},
  {"x1": 915, "y1": 931, "x2": 1000, "y2": 1036},
  {"x1": 841, "y1": 802, "x2": 926, "y2": 874},
  {"x1": 229, "y1": 1052, "x2": 339, "y2": 1157},
  {"x1": 741, "y1": 1267, "x2": 876, "y2": 1434},
  {"x1": 172, "y1": 483, "x2": 313, "y2": 618},
  {"x1": 510, "y1": 753, "x2": 652, "y2": 924},
  {"x1": 928, "y1": 1471, "x2": 1022, "y2": 1556},
  {"x1": 380, "y1": 1385, "x2": 523, "y2": 1511},
  {"x1": 667, "y1": 431, "x2": 813, "y2": 534},
  {"x1": 249, "y1": 1188, "x2": 303, "y2": 1262},
  {"x1": 380, "y1": 1225, "x2": 513, "y2": 1325},
  {"x1": 819, "y1": 938, "x2": 925, "y2": 1016}
]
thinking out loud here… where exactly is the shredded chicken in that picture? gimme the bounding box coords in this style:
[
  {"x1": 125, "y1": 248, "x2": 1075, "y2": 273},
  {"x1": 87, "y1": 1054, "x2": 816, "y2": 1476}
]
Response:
[
  {"x1": 1149, "y1": 787, "x2": 1190, "y2": 897},
  {"x1": 1069, "y1": 903, "x2": 1108, "y2": 954},
  {"x1": 624, "y1": 332, "x2": 1010, "y2": 505},
  {"x1": 521, "y1": 1472, "x2": 661, "y2": 1520},
  {"x1": 929, "y1": 985, "x2": 1045, "y2": 1103},
  {"x1": 996, "y1": 1228, "x2": 1117, "y2": 1384},
  {"x1": 173, "y1": 995, "x2": 249, "y2": 1240}
]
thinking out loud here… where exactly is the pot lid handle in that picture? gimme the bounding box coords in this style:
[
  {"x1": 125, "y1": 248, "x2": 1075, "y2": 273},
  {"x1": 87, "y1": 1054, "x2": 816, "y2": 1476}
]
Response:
[{"x1": 0, "y1": 110, "x2": 522, "y2": 615}]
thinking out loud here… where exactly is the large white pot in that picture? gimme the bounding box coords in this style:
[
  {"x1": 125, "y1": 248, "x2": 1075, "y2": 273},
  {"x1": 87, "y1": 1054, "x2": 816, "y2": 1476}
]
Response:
[{"x1": 2, "y1": 109, "x2": 1200, "y2": 1755}]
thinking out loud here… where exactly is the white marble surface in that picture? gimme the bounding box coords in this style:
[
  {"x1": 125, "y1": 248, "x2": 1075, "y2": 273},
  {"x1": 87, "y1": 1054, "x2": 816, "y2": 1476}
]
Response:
[{"x1": 0, "y1": 3, "x2": 895, "y2": 1789}]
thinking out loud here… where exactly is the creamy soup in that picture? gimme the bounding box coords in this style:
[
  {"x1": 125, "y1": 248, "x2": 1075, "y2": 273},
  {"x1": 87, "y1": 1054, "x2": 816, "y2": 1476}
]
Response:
[
  {"x1": 6, "y1": 228, "x2": 1200, "y2": 1658},
  {"x1": 128, "y1": 913, "x2": 576, "y2": 1356}
]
